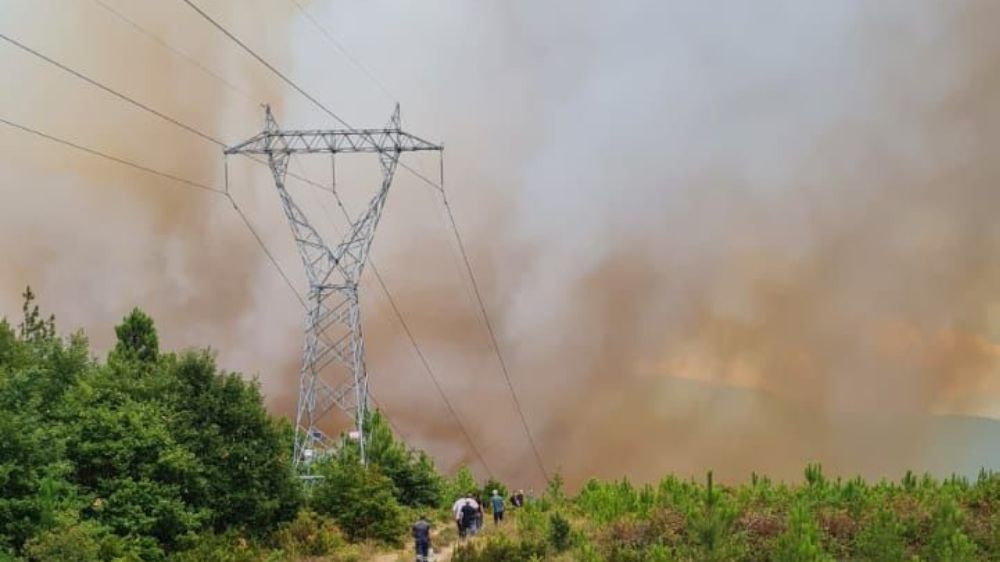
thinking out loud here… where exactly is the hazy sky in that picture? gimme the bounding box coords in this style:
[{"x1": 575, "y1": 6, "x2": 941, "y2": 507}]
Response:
[{"x1": 1, "y1": 0, "x2": 998, "y2": 486}]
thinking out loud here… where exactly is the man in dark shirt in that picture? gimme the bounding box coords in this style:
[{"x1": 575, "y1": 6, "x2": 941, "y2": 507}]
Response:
[
  {"x1": 412, "y1": 515, "x2": 431, "y2": 561},
  {"x1": 460, "y1": 500, "x2": 478, "y2": 539},
  {"x1": 511, "y1": 489, "x2": 525, "y2": 508}
]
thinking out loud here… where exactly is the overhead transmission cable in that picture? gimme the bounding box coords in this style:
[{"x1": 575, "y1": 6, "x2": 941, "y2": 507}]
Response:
[
  {"x1": 0, "y1": 114, "x2": 412, "y2": 437},
  {"x1": 312, "y1": 173, "x2": 494, "y2": 476},
  {"x1": 0, "y1": 115, "x2": 302, "y2": 309},
  {"x1": 0, "y1": 115, "x2": 220, "y2": 195},
  {"x1": 89, "y1": 0, "x2": 259, "y2": 104},
  {"x1": 1, "y1": 12, "x2": 482, "y2": 465},
  {"x1": 0, "y1": 31, "x2": 220, "y2": 147},
  {"x1": 180, "y1": 0, "x2": 549, "y2": 481},
  {"x1": 0, "y1": 30, "x2": 303, "y2": 303},
  {"x1": 284, "y1": 0, "x2": 395, "y2": 103}
]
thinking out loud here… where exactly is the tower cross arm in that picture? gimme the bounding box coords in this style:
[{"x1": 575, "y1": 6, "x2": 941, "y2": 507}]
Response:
[{"x1": 225, "y1": 129, "x2": 442, "y2": 155}]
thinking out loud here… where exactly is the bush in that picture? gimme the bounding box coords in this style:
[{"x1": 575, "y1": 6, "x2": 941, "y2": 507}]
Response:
[
  {"x1": 167, "y1": 533, "x2": 274, "y2": 562},
  {"x1": 363, "y1": 411, "x2": 443, "y2": 508},
  {"x1": 771, "y1": 503, "x2": 834, "y2": 562},
  {"x1": 22, "y1": 521, "x2": 101, "y2": 562},
  {"x1": 310, "y1": 454, "x2": 405, "y2": 545},
  {"x1": 853, "y1": 507, "x2": 905, "y2": 562},
  {"x1": 0, "y1": 293, "x2": 303, "y2": 558},
  {"x1": 272, "y1": 509, "x2": 344, "y2": 556},
  {"x1": 548, "y1": 512, "x2": 572, "y2": 552},
  {"x1": 451, "y1": 535, "x2": 546, "y2": 562},
  {"x1": 22, "y1": 518, "x2": 136, "y2": 562},
  {"x1": 923, "y1": 498, "x2": 978, "y2": 562}
]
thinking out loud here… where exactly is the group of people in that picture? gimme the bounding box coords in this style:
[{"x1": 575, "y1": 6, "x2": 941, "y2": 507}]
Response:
[
  {"x1": 451, "y1": 489, "x2": 527, "y2": 538},
  {"x1": 410, "y1": 488, "x2": 530, "y2": 560}
]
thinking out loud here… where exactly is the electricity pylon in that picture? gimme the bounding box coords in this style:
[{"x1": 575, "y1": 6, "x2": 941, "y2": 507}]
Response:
[{"x1": 225, "y1": 105, "x2": 442, "y2": 468}]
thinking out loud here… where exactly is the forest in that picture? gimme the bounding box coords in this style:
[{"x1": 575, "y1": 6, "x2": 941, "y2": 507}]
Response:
[{"x1": 1, "y1": 289, "x2": 997, "y2": 561}]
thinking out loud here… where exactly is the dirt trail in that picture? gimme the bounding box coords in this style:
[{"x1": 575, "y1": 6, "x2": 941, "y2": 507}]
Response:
[
  {"x1": 370, "y1": 543, "x2": 456, "y2": 562},
  {"x1": 370, "y1": 533, "x2": 459, "y2": 562}
]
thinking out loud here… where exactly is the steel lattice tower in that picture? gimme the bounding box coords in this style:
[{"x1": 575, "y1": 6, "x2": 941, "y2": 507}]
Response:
[{"x1": 225, "y1": 106, "x2": 442, "y2": 467}]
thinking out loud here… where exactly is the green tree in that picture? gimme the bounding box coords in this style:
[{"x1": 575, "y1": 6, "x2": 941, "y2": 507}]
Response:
[
  {"x1": 310, "y1": 452, "x2": 405, "y2": 545},
  {"x1": 112, "y1": 308, "x2": 158, "y2": 363},
  {"x1": 159, "y1": 351, "x2": 302, "y2": 535},
  {"x1": 683, "y1": 471, "x2": 742, "y2": 561},
  {"x1": 444, "y1": 467, "x2": 478, "y2": 505},
  {"x1": 853, "y1": 507, "x2": 905, "y2": 562},
  {"x1": 548, "y1": 512, "x2": 571, "y2": 552},
  {"x1": 363, "y1": 410, "x2": 442, "y2": 508},
  {"x1": 17, "y1": 287, "x2": 55, "y2": 342},
  {"x1": 923, "y1": 498, "x2": 978, "y2": 562},
  {"x1": 772, "y1": 503, "x2": 834, "y2": 562}
]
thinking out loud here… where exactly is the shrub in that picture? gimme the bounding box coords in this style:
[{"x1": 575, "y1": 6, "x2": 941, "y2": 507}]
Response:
[
  {"x1": 853, "y1": 507, "x2": 905, "y2": 562},
  {"x1": 22, "y1": 521, "x2": 102, "y2": 562},
  {"x1": 166, "y1": 533, "x2": 273, "y2": 562},
  {"x1": 310, "y1": 454, "x2": 405, "y2": 545},
  {"x1": 272, "y1": 509, "x2": 344, "y2": 556},
  {"x1": 451, "y1": 535, "x2": 546, "y2": 562},
  {"x1": 481, "y1": 477, "x2": 508, "y2": 508},
  {"x1": 363, "y1": 411, "x2": 443, "y2": 508},
  {"x1": 923, "y1": 498, "x2": 978, "y2": 562},
  {"x1": 771, "y1": 503, "x2": 834, "y2": 562},
  {"x1": 683, "y1": 472, "x2": 742, "y2": 561},
  {"x1": 21, "y1": 517, "x2": 138, "y2": 562},
  {"x1": 443, "y1": 467, "x2": 478, "y2": 507},
  {"x1": 549, "y1": 512, "x2": 572, "y2": 552},
  {"x1": 517, "y1": 501, "x2": 549, "y2": 543}
]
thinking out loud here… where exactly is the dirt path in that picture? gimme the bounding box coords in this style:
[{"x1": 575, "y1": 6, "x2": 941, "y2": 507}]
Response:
[{"x1": 370, "y1": 536, "x2": 458, "y2": 562}]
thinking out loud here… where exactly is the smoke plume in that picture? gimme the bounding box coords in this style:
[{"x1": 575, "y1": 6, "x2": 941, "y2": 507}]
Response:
[{"x1": 1, "y1": 0, "x2": 998, "y2": 487}]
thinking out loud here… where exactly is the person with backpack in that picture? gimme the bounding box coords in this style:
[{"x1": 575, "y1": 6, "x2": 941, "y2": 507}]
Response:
[
  {"x1": 460, "y1": 497, "x2": 479, "y2": 539},
  {"x1": 490, "y1": 489, "x2": 505, "y2": 525}
]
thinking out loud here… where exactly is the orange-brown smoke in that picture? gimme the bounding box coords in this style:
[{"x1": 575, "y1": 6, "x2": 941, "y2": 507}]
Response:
[{"x1": 2, "y1": 1, "x2": 999, "y2": 489}]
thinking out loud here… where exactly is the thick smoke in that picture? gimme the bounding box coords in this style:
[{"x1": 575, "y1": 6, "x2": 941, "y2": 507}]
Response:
[{"x1": 2, "y1": 0, "x2": 999, "y2": 487}]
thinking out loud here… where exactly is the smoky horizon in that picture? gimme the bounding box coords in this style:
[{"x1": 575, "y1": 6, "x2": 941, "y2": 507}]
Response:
[{"x1": 1, "y1": 0, "x2": 998, "y2": 488}]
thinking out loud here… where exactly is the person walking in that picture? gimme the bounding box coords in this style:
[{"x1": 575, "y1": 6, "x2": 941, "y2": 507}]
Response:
[
  {"x1": 490, "y1": 489, "x2": 505, "y2": 525},
  {"x1": 451, "y1": 496, "x2": 467, "y2": 536},
  {"x1": 475, "y1": 494, "x2": 485, "y2": 533},
  {"x1": 460, "y1": 498, "x2": 478, "y2": 540},
  {"x1": 412, "y1": 514, "x2": 431, "y2": 562},
  {"x1": 511, "y1": 489, "x2": 525, "y2": 508}
]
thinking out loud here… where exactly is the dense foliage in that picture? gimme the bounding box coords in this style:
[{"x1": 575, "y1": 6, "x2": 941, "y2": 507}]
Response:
[
  {"x1": 455, "y1": 465, "x2": 1000, "y2": 562},
  {"x1": 2, "y1": 288, "x2": 998, "y2": 561},
  {"x1": 0, "y1": 289, "x2": 456, "y2": 560},
  {"x1": 0, "y1": 291, "x2": 302, "y2": 560}
]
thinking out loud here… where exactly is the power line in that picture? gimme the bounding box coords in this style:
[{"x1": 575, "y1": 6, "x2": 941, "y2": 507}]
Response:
[
  {"x1": 0, "y1": 114, "x2": 309, "y2": 304},
  {"x1": 436, "y1": 155, "x2": 550, "y2": 482},
  {"x1": 320, "y1": 182, "x2": 495, "y2": 477},
  {"x1": 180, "y1": 0, "x2": 353, "y2": 130},
  {"x1": 89, "y1": 0, "x2": 259, "y2": 105},
  {"x1": 225, "y1": 193, "x2": 305, "y2": 308},
  {"x1": 181, "y1": 0, "x2": 548, "y2": 480},
  {"x1": 179, "y1": 0, "x2": 438, "y2": 195},
  {"x1": 0, "y1": 21, "x2": 434, "y2": 455},
  {"x1": 0, "y1": 115, "x2": 222, "y2": 195},
  {"x1": 0, "y1": 31, "x2": 224, "y2": 148},
  {"x1": 288, "y1": 157, "x2": 494, "y2": 476},
  {"x1": 284, "y1": 0, "x2": 396, "y2": 103},
  {"x1": 0, "y1": 98, "x2": 402, "y2": 452},
  {"x1": 0, "y1": 25, "x2": 335, "y2": 198}
]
